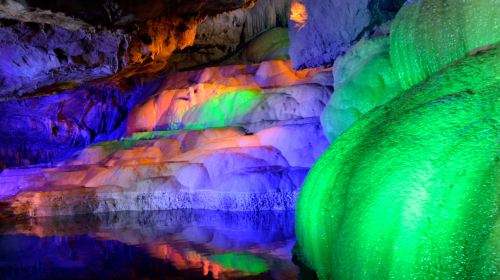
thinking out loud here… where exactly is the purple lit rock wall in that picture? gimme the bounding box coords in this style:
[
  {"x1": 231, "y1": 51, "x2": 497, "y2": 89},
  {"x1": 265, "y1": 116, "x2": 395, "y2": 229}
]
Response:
[
  {"x1": 0, "y1": 77, "x2": 162, "y2": 169},
  {"x1": 289, "y1": 0, "x2": 405, "y2": 69},
  {"x1": 0, "y1": 21, "x2": 128, "y2": 97}
]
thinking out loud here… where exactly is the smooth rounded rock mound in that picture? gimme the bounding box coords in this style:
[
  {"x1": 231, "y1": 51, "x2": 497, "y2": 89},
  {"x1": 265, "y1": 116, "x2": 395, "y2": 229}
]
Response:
[{"x1": 296, "y1": 45, "x2": 499, "y2": 279}]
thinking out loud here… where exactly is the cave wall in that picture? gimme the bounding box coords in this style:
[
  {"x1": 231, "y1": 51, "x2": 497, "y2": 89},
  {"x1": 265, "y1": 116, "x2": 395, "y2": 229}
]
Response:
[
  {"x1": 0, "y1": 0, "x2": 262, "y2": 98},
  {"x1": 288, "y1": 0, "x2": 405, "y2": 69},
  {"x1": 0, "y1": 21, "x2": 128, "y2": 97},
  {"x1": 0, "y1": 74, "x2": 163, "y2": 169},
  {"x1": 168, "y1": 0, "x2": 291, "y2": 69}
]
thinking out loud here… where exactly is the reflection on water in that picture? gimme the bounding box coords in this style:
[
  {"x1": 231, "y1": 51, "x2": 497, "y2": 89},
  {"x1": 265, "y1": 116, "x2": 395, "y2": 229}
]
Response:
[{"x1": 0, "y1": 210, "x2": 308, "y2": 280}]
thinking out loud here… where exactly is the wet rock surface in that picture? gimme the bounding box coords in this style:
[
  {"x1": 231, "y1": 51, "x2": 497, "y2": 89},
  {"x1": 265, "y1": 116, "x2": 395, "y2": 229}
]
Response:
[{"x1": 0, "y1": 0, "x2": 332, "y2": 216}]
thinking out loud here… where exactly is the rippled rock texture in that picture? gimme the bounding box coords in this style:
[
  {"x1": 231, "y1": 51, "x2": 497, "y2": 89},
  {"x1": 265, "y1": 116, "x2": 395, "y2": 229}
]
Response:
[
  {"x1": 297, "y1": 43, "x2": 499, "y2": 279},
  {"x1": 297, "y1": 1, "x2": 500, "y2": 277},
  {"x1": 390, "y1": 0, "x2": 500, "y2": 90}
]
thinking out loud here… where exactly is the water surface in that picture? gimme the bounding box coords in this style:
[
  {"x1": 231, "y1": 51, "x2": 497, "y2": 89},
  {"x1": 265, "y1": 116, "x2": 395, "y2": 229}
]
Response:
[{"x1": 0, "y1": 210, "x2": 313, "y2": 280}]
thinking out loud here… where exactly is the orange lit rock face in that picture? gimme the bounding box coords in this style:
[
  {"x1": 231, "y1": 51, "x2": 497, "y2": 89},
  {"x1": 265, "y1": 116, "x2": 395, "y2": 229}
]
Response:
[
  {"x1": 126, "y1": 60, "x2": 329, "y2": 134},
  {"x1": 128, "y1": 17, "x2": 198, "y2": 64},
  {"x1": 290, "y1": 0, "x2": 308, "y2": 30}
]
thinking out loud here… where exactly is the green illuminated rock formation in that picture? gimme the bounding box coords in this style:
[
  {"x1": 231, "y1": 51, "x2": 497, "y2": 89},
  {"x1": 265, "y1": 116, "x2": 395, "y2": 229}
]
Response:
[
  {"x1": 321, "y1": 0, "x2": 500, "y2": 141},
  {"x1": 296, "y1": 44, "x2": 499, "y2": 279},
  {"x1": 321, "y1": 37, "x2": 401, "y2": 141},
  {"x1": 183, "y1": 90, "x2": 264, "y2": 130},
  {"x1": 391, "y1": 0, "x2": 500, "y2": 90}
]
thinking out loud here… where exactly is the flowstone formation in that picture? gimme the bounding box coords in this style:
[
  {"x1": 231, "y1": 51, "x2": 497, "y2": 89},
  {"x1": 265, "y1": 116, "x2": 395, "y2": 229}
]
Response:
[
  {"x1": 391, "y1": 0, "x2": 500, "y2": 90},
  {"x1": 296, "y1": 43, "x2": 499, "y2": 279},
  {"x1": 0, "y1": 60, "x2": 331, "y2": 216},
  {"x1": 321, "y1": 0, "x2": 500, "y2": 141},
  {"x1": 0, "y1": 0, "x2": 294, "y2": 169},
  {"x1": 320, "y1": 37, "x2": 401, "y2": 141}
]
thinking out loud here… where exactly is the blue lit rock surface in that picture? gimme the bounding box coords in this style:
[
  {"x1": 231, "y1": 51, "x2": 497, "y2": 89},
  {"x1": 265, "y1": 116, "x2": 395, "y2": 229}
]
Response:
[
  {"x1": 0, "y1": 17, "x2": 128, "y2": 97},
  {"x1": 0, "y1": 75, "x2": 163, "y2": 169},
  {"x1": 320, "y1": 37, "x2": 401, "y2": 141},
  {"x1": 288, "y1": 0, "x2": 405, "y2": 69},
  {"x1": 296, "y1": 44, "x2": 499, "y2": 279},
  {"x1": 0, "y1": 55, "x2": 331, "y2": 215},
  {"x1": 0, "y1": 0, "x2": 276, "y2": 98}
]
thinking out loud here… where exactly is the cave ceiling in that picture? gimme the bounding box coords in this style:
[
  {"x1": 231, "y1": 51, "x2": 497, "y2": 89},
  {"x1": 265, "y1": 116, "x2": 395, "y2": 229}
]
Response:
[{"x1": 1, "y1": 0, "x2": 257, "y2": 27}]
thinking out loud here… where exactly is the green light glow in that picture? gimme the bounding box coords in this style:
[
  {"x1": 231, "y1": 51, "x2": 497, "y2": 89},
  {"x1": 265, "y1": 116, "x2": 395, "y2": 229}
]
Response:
[
  {"x1": 208, "y1": 252, "x2": 269, "y2": 275},
  {"x1": 93, "y1": 139, "x2": 139, "y2": 152},
  {"x1": 129, "y1": 130, "x2": 180, "y2": 140},
  {"x1": 296, "y1": 45, "x2": 499, "y2": 279},
  {"x1": 391, "y1": 0, "x2": 500, "y2": 90},
  {"x1": 182, "y1": 89, "x2": 264, "y2": 130},
  {"x1": 321, "y1": 37, "x2": 402, "y2": 141}
]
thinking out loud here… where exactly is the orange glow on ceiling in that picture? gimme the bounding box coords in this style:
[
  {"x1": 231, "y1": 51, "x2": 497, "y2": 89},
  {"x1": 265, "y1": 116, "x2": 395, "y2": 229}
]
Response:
[{"x1": 290, "y1": 0, "x2": 308, "y2": 30}]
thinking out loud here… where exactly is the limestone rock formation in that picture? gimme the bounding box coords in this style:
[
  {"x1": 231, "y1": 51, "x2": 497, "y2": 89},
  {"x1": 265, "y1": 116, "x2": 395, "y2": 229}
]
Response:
[
  {"x1": 0, "y1": 0, "x2": 268, "y2": 97},
  {"x1": 320, "y1": 37, "x2": 401, "y2": 141},
  {"x1": 168, "y1": 0, "x2": 291, "y2": 69},
  {"x1": 126, "y1": 60, "x2": 331, "y2": 134},
  {"x1": 0, "y1": 58, "x2": 332, "y2": 215},
  {"x1": 0, "y1": 122, "x2": 328, "y2": 216},
  {"x1": 0, "y1": 52, "x2": 329, "y2": 170},
  {"x1": 0, "y1": 22, "x2": 128, "y2": 97},
  {"x1": 288, "y1": 0, "x2": 405, "y2": 69},
  {"x1": 390, "y1": 0, "x2": 500, "y2": 90},
  {"x1": 319, "y1": 0, "x2": 500, "y2": 142},
  {"x1": 0, "y1": 72, "x2": 164, "y2": 169},
  {"x1": 296, "y1": 43, "x2": 499, "y2": 280}
]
